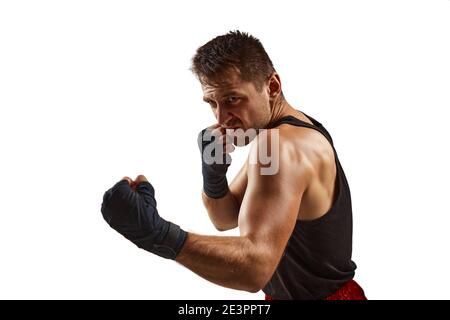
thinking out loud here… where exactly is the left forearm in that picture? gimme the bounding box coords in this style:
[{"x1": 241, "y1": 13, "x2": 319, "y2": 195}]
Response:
[{"x1": 175, "y1": 233, "x2": 265, "y2": 292}]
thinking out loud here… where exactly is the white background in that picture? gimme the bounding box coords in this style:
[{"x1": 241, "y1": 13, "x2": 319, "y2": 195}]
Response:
[{"x1": 1, "y1": 0, "x2": 449, "y2": 299}]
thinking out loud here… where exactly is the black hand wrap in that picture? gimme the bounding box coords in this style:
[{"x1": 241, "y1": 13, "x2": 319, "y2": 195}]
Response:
[
  {"x1": 197, "y1": 128, "x2": 231, "y2": 199},
  {"x1": 101, "y1": 180, "x2": 187, "y2": 260}
]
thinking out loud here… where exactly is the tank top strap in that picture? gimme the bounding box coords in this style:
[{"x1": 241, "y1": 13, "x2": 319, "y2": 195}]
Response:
[{"x1": 267, "y1": 111, "x2": 334, "y2": 147}]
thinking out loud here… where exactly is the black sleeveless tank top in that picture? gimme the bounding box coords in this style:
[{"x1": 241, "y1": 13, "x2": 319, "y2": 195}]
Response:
[{"x1": 263, "y1": 111, "x2": 357, "y2": 300}]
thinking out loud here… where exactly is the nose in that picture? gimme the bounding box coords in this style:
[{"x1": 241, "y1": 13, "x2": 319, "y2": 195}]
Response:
[{"x1": 216, "y1": 105, "x2": 233, "y2": 126}]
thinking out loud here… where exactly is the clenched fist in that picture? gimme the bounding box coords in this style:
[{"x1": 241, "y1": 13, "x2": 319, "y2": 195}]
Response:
[{"x1": 101, "y1": 175, "x2": 187, "y2": 260}]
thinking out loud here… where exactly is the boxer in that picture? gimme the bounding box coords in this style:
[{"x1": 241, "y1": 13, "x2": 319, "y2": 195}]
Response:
[{"x1": 101, "y1": 30, "x2": 366, "y2": 300}]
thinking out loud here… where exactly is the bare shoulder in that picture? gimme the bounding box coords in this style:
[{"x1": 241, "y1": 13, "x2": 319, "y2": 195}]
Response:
[
  {"x1": 277, "y1": 123, "x2": 336, "y2": 173},
  {"x1": 274, "y1": 123, "x2": 338, "y2": 221},
  {"x1": 247, "y1": 127, "x2": 314, "y2": 193}
]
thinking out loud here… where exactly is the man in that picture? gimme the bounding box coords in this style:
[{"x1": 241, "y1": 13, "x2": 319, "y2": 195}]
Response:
[{"x1": 101, "y1": 31, "x2": 366, "y2": 300}]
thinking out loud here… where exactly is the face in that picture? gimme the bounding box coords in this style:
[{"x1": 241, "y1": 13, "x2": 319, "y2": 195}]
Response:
[{"x1": 201, "y1": 69, "x2": 272, "y2": 136}]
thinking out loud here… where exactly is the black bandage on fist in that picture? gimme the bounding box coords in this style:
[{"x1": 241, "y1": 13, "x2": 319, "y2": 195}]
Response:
[
  {"x1": 101, "y1": 179, "x2": 187, "y2": 260},
  {"x1": 197, "y1": 128, "x2": 231, "y2": 199}
]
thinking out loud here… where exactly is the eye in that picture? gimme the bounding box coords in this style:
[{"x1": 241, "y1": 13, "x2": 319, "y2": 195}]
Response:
[
  {"x1": 225, "y1": 96, "x2": 240, "y2": 105},
  {"x1": 205, "y1": 99, "x2": 217, "y2": 108}
]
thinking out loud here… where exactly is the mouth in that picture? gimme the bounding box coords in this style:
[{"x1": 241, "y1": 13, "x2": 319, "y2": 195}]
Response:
[{"x1": 223, "y1": 126, "x2": 242, "y2": 131}]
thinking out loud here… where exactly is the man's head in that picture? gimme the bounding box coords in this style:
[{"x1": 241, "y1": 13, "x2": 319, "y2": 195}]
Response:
[{"x1": 191, "y1": 31, "x2": 284, "y2": 132}]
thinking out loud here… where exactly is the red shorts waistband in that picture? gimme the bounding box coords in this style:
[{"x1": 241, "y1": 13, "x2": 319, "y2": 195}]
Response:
[{"x1": 264, "y1": 279, "x2": 367, "y2": 300}]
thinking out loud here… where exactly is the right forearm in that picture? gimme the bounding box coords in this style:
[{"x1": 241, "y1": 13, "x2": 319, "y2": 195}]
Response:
[
  {"x1": 202, "y1": 190, "x2": 239, "y2": 231},
  {"x1": 198, "y1": 126, "x2": 238, "y2": 230}
]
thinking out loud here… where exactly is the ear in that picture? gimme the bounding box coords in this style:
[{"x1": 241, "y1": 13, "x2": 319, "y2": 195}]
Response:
[{"x1": 267, "y1": 73, "x2": 282, "y2": 100}]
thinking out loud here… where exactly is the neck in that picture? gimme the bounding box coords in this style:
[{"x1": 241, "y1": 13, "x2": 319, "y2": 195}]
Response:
[{"x1": 266, "y1": 96, "x2": 296, "y2": 128}]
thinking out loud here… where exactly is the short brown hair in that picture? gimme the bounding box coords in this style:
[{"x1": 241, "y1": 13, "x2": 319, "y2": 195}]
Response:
[{"x1": 191, "y1": 30, "x2": 276, "y2": 91}]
